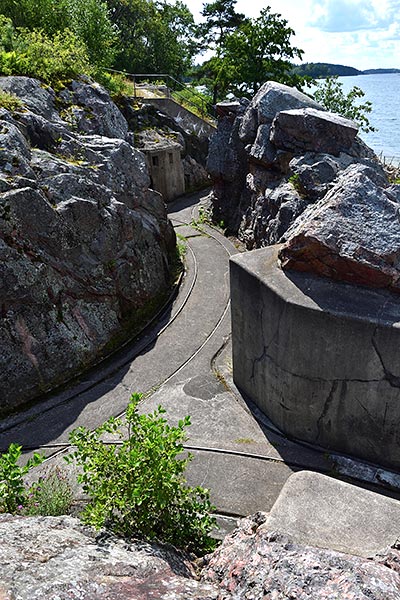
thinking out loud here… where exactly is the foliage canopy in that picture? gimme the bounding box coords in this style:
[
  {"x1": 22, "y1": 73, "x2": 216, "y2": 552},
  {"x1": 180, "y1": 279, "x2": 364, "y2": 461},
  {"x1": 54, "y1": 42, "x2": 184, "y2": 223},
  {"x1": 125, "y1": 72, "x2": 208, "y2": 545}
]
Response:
[
  {"x1": 0, "y1": 19, "x2": 92, "y2": 84},
  {"x1": 195, "y1": 3, "x2": 305, "y2": 101},
  {"x1": 314, "y1": 76, "x2": 375, "y2": 133}
]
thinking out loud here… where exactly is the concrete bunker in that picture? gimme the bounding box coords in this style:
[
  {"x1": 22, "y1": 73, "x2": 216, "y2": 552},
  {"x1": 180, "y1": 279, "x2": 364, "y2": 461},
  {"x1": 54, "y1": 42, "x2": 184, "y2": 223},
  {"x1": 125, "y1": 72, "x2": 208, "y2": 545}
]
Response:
[
  {"x1": 142, "y1": 141, "x2": 185, "y2": 202},
  {"x1": 230, "y1": 245, "x2": 400, "y2": 471}
]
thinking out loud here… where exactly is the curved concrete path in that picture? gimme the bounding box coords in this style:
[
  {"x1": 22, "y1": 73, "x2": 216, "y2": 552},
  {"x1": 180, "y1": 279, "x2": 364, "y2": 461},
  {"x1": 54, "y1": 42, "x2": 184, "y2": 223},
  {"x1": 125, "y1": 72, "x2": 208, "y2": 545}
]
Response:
[{"x1": 1, "y1": 189, "x2": 396, "y2": 536}]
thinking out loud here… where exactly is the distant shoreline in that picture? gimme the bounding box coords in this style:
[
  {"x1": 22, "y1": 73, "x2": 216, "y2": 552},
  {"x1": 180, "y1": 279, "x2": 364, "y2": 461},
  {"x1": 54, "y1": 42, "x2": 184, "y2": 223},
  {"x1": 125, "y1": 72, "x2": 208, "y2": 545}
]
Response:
[{"x1": 293, "y1": 62, "x2": 400, "y2": 78}]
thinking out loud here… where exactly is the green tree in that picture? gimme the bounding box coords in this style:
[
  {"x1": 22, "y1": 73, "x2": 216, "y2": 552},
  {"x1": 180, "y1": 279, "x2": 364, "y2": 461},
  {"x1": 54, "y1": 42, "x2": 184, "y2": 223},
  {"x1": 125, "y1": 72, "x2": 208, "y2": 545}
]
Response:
[
  {"x1": 106, "y1": 0, "x2": 196, "y2": 78},
  {"x1": 63, "y1": 0, "x2": 117, "y2": 68},
  {"x1": 196, "y1": 0, "x2": 246, "y2": 103},
  {"x1": 198, "y1": 0, "x2": 245, "y2": 52},
  {"x1": 221, "y1": 7, "x2": 304, "y2": 98},
  {"x1": 0, "y1": 0, "x2": 66, "y2": 32},
  {"x1": 314, "y1": 76, "x2": 375, "y2": 133}
]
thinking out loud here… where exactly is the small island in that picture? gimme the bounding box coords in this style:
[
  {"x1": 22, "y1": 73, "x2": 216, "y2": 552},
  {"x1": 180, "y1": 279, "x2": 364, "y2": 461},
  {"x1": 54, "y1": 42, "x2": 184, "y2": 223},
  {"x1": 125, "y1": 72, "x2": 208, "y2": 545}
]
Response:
[{"x1": 293, "y1": 62, "x2": 400, "y2": 78}]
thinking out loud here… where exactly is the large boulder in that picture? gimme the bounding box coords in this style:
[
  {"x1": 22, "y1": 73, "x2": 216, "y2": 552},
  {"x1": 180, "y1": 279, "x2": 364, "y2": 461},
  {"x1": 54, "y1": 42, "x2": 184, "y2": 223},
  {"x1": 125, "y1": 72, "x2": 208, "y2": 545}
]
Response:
[
  {"x1": 206, "y1": 99, "x2": 250, "y2": 232},
  {"x1": 57, "y1": 78, "x2": 129, "y2": 139},
  {"x1": 0, "y1": 514, "x2": 218, "y2": 599},
  {"x1": 2, "y1": 511, "x2": 400, "y2": 599},
  {"x1": 270, "y1": 107, "x2": 358, "y2": 155},
  {"x1": 279, "y1": 164, "x2": 400, "y2": 292},
  {"x1": 0, "y1": 76, "x2": 62, "y2": 122},
  {"x1": 238, "y1": 81, "x2": 322, "y2": 144},
  {"x1": 204, "y1": 513, "x2": 400, "y2": 599},
  {"x1": 207, "y1": 80, "x2": 385, "y2": 249},
  {"x1": 0, "y1": 76, "x2": 175, "y2": 415}
]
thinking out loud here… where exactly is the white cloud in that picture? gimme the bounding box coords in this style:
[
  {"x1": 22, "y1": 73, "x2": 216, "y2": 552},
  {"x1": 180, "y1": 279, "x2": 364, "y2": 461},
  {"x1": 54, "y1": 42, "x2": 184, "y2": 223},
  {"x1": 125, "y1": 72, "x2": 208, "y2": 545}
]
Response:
[
  {"x1": 309, "y1": 0, "x2": 390, "y2": 32},
  {"x1": 309, "y1": 0, "x2": 400, "y2": 33},
  {"x1": 181, "y1": 0, "x2": 400, "y2": 69}
]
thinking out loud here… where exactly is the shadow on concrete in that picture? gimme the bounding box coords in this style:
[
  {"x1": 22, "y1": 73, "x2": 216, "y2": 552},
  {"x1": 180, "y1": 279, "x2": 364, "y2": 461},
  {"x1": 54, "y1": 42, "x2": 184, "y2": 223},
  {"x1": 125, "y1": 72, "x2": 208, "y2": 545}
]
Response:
[
  {"x1": 0, "y1": 294, "x2": 175, "y2": 455},
  {"x1": 285, "y1": 268, "x2": 400, "y2": 326},
  {"x1": 167, "y1": 187, "x2": 211, "y2": 216}
]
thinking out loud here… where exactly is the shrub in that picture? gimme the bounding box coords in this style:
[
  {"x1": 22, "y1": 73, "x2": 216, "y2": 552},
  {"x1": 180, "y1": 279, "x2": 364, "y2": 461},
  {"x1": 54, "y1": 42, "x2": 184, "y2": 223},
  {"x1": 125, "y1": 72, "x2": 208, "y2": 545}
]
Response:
[
  {"x1": 23, "y1": 466, "x2": 74, "y2": 516},
  {"x1": 67, "y1": 394, "x2": 217, "y2": 554},
  {"x1": 0, "y1": 0, "x2": 117, "y2": 70},
  {"x1": 95, "y1": 70, "x2": 136, "y2": 97},
  {"x1": 0, "y1": 443, "x2": 44, "y2": 513},
  {"x1": 0, "y1": 89, "x2": 24, "y2": 111},
  {"x1": 313, "y1": 75, "x2": 375, "y2": 133},
  {"x1": 0, "y1": 26, "x2": 92, "y2": 85}
]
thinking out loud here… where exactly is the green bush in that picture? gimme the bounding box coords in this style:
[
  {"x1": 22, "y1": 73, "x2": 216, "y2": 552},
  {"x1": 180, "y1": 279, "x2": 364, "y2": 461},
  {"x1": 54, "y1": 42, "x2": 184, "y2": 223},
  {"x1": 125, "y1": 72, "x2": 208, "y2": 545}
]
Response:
[
  {"x1": 23, "y1": 466, "x2": 74, "y2": 516},
  {"x1": 0, "y1": 0, "x2": 117, "y2": 70},
  {"x1": 0, "y1": 89, "x2": 24, "y2": 111},
  {"x1": 67, "y1": 394, "x2": 217, "y2": 554},
  {"x1": 313, "y1": 75, "x2": 375, "y2": 133},
  {"x1": 95, "y1": 70, "x2": 136, "y2": 97},
  {"x1": 0, "y1": 443, "x2": 44, "y2": 513},
  {"x1": 0, "y1": 24, "x2": 92, "y2": 85}
]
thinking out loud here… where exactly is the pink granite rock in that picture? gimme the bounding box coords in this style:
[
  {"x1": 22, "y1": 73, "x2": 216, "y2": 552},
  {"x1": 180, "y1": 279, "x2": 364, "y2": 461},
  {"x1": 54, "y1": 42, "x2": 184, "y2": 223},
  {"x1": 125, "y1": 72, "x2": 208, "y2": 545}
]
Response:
[
  {"x1": 204, "y1": 513, "x2": 400, "y2": 599},
  {"x1": 279, "y1": 164, "x2": 400, "y2": 291}
]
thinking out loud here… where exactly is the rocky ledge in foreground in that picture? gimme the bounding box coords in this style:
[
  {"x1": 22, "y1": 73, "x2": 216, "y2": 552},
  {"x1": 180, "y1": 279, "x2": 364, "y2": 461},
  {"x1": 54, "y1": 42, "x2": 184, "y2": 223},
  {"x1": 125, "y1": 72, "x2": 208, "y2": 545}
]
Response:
[
  {"x1": 1, "y1": 511, "x2": 400, "y2": 599},
  {"x1": 0, "y1": 76, "x2": 176, "y2": 415}
]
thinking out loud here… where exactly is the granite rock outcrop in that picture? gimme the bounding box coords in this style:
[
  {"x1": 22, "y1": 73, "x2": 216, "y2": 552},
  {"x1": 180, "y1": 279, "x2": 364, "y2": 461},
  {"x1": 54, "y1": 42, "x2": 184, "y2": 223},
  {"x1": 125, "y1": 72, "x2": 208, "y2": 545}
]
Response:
[
  {"x1": 0, "y1": 76, "x2": 176, "y2": 415},
  {"x1": 1, "y1": 512, "x2": 400, "y2": 599},
  {"x1": 207, "y1": 82, "x2": 392, "y2": 277},
  {"x1": 279, "y1": 163, "x2": 400, "y2": 292}
]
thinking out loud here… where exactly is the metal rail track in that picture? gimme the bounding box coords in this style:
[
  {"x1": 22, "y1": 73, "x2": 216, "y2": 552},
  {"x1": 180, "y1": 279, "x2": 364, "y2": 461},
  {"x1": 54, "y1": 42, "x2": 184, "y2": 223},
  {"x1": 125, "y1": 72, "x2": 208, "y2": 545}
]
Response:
[{"x1": 3, "y1": 206, "x2": 400, "y2": 504}]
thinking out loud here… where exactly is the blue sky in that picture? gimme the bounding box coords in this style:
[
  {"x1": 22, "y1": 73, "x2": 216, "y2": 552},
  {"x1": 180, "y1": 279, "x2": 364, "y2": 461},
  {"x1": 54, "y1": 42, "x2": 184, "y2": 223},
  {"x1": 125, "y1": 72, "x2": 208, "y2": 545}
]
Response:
[{"x1": 182, "y1": 0, "x2": 400, "y2": 70}]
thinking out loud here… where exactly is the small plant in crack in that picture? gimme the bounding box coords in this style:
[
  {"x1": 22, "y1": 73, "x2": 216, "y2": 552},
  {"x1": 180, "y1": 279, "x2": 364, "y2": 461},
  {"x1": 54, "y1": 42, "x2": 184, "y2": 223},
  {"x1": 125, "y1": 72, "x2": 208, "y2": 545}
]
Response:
[
  {"x1": 65, "y1": 393, "x2": 218, "y2": 554},
  {"x1": 190, "y1": 206, "x2": 209, "y2": 228}
]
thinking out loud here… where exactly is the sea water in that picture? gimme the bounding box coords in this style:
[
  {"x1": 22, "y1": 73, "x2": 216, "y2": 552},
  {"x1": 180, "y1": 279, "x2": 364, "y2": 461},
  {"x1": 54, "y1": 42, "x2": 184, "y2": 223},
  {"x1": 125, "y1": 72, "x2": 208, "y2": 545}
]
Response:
[{"x1": 337, "y1": 73, "x2": 400, "y2": 164}]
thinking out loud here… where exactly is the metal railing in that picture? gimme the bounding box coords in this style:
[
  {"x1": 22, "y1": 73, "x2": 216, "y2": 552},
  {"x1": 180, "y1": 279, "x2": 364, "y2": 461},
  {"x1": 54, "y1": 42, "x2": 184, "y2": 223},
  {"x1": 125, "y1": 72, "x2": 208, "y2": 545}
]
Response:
[{"x1": 105, "y1": 69, "x2": 216, "y2": 122}]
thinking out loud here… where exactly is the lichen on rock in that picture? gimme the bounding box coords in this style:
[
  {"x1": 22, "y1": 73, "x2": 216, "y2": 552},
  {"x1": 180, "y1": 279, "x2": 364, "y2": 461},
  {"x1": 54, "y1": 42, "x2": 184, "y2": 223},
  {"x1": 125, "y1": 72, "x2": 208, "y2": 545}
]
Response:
[{"x1": 0, "y1": 76, "x2": 176, "y2": 415}]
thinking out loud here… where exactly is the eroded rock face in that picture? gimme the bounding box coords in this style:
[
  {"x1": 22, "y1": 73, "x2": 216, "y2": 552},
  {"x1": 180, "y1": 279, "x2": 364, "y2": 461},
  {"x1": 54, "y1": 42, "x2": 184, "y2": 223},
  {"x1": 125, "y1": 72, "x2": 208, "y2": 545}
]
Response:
[
  {"x1": 0, "y1": 76, "x2": 175, "y2": 414},
  {"x1": 279, "y1": 164, "x2": 400, "y2": 292},
  {"x1": 204, "y1": 514, "x2": 400, "y2": 599},
  {"x1": 0, "y1": 514, "x2": 218, "y2": 599},
  {"x1": 207, "y1": 80, "x2": 385, "y2": 252},
  {"x1": 271, "y1": 107, "x2": 358, "y2": 155}
]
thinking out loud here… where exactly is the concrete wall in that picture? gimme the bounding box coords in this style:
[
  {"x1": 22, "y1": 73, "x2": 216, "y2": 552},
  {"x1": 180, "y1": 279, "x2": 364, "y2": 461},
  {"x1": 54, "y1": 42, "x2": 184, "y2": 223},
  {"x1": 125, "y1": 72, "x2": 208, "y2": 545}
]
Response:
[
  {"x1": 230, "y1": 244, "x2": 400, "y2": 470},
  {"x1": 141, "y1": 98, "x2": 216, "y2": 138},
  {"x1": 144, "y1": 145, "x2": 185, "y2": 202}
]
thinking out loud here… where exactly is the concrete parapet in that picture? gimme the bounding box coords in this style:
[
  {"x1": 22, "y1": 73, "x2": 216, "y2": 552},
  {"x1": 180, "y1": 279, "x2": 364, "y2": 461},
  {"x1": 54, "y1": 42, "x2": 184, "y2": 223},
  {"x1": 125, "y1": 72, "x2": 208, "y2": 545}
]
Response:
[
  {"x1": 230, "y1": 245, "x2": 400, "y2": 470},
  {"x1": 263, "y1": 471, "x2": 400, "y2": 557},
  {"x1": 140, "y1": 97, "x2": 216, "y2": 138}
]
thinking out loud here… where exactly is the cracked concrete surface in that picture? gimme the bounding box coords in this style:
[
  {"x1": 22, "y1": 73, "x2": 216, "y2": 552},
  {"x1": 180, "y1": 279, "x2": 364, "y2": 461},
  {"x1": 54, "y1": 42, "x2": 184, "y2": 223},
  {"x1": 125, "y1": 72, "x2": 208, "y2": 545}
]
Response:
[
  {"x1": 4, "y1": 189, "x2": 400, "y2": 536},
  {"x1": 231, "y1": 244, "x2": 400, "y2": 470}
]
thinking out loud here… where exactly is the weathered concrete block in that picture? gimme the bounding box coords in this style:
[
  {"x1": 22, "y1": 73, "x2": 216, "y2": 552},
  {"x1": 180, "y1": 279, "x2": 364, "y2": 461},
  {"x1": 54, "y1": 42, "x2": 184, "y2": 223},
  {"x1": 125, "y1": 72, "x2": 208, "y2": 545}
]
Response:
[
  {"x1": 230, "y1": 245, "x2": 400, "y2": 470},
  {"x1": 262, "y1": 471, "x2": 400, "y2": 557}
]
